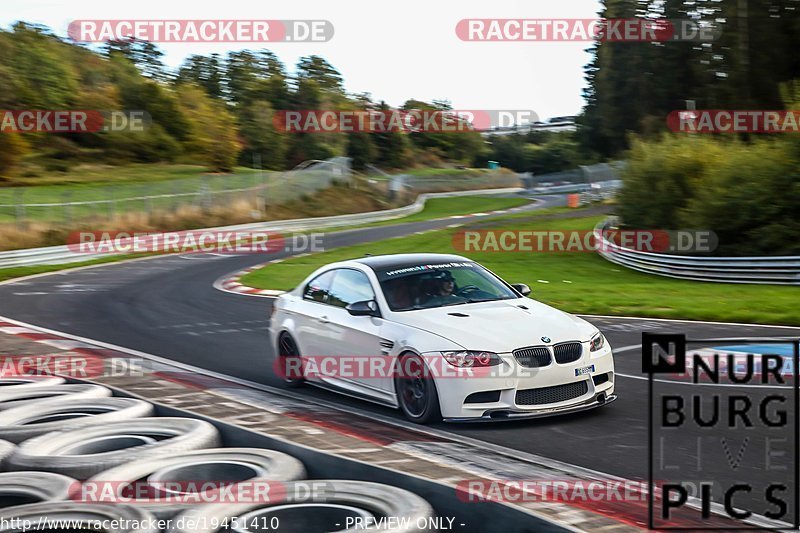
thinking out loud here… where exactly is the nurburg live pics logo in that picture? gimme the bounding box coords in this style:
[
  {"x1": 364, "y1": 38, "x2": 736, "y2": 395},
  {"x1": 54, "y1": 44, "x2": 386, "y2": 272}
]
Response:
[{"x1": 643, "y1": 332, "x2": 800, "y2": 530}]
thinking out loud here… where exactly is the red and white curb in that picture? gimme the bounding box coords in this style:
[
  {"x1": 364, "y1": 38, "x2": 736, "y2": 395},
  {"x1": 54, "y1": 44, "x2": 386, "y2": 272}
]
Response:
[{"x1": 213, "y1": 260, "x2": 290, "y2": 298}]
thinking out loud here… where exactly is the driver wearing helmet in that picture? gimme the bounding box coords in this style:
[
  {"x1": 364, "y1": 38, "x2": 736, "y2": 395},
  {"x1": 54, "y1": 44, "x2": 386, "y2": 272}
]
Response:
[
  {"x1": 420, "y1": 270, "x2": 466, "y2": 306},
  {"x1": 434, "y1": 270, "x2": 456, "y2": 296}
]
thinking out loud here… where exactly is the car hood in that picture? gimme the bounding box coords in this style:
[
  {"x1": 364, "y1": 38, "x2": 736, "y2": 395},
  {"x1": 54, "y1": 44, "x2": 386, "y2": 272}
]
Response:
[{"x1": 389, "y1": 299, "x2": 597, "y2": 353}]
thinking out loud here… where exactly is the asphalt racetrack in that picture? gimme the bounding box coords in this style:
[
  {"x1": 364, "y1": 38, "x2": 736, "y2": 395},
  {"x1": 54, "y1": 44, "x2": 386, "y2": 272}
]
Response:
[{"x1": 1, "y1": 195, "x2": 797, "y2": 522}]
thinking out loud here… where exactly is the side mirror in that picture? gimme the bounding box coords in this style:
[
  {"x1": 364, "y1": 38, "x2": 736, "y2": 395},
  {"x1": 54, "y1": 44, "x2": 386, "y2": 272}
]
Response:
[
  {"x1": 511, "y1": 283, "x2": 531, "y2": 296},
  {"x1": 346, "y1": 300, "x2": 381, "y2": 318}
]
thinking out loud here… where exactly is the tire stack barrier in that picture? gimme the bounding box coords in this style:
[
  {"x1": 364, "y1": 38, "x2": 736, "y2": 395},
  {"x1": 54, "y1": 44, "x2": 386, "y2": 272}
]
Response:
[
  {"x1": 0, "y1": 376, "x2": 65, "y2": 389},
  {"x1": 0, "y1": 397, "x2": 154, "y2": 443},
  {"x1": 0, "y1": 383, "x2": 112, "y2": 410},
  {"x1": 0, "y1": 472, "x2": 76, "y2": 506},
  {"x1": 0, "y1": 377, "x2": 440, "y2": 532},
  {"x1": 86, "y1": 448, "x2": 307, "y2": 519}
]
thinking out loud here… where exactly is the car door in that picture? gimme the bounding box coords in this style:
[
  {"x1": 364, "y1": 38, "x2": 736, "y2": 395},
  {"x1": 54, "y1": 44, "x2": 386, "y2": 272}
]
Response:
[
  {"x1": 293, "y1": 269, "x2": 337, "y2": 379},
  {"x1": 319, "y1": 268, "x2": 393, "y2": 402}
]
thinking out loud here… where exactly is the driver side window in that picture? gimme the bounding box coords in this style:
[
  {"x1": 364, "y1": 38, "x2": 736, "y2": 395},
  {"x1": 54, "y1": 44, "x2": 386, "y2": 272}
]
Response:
[{"x1": 303, "y1": 270, "x2": 336, "y2": 303}]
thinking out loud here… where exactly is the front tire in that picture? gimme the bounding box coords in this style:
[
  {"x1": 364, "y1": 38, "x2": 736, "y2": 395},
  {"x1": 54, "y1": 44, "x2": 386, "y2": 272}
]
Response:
[{"x1": 394, "y1": 353, "x2": 442, "y2": 424}]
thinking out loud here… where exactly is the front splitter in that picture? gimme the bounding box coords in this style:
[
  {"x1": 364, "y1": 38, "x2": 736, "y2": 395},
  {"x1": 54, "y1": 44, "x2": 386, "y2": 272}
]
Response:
[{"x1": 443, "y1": 393, "x2": 618, "y2": 423}]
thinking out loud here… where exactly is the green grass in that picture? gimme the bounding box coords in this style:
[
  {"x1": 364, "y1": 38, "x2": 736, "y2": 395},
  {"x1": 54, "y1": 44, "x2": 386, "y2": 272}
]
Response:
[
  {"x1": 329, "y1": 195, "x2": 530, "y2": 232},
  {"x1": 240, "y1": 213, "x2": 800, "y2": 326},
  {"x1": 398, "y1": 196, "x2": 527, "y2": 220}
]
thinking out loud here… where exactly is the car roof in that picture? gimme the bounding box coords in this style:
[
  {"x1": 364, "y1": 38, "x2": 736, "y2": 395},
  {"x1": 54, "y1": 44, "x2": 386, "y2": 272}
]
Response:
[{"x1": 350, "y1": 253, "x2": 472, "y2": 271}]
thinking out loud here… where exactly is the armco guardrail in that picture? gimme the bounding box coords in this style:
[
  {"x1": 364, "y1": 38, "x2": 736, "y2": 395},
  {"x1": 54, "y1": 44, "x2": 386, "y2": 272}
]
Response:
[
  {"x1": 594, "y1": 218, "x2": 800, "y2": 285},
  {"x1": 0, "y1": 187, "x2": 522, "y2": 269}
]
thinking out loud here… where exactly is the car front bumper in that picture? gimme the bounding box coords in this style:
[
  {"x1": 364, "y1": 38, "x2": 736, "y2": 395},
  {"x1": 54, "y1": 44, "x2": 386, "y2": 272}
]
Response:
[{"x1": 432, "y1": 342, "x2": 616, "y2": 420}]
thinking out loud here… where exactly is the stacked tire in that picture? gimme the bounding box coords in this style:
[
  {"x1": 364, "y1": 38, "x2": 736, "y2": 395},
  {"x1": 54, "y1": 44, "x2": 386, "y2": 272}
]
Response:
[{"x1": 0, "y1": 377, "x2": 438, "y2": 531}]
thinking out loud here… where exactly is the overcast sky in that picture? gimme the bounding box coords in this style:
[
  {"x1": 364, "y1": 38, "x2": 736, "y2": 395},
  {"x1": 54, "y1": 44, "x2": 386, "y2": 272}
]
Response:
[{"x1": 2, "y1": 0, "x2": 602, "y2": 119}]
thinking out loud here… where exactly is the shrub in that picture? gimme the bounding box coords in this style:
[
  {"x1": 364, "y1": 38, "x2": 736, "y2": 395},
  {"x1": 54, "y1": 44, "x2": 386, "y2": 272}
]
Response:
[{"x1": 618, "y1": 134, "x2": 800, "y2": 255}]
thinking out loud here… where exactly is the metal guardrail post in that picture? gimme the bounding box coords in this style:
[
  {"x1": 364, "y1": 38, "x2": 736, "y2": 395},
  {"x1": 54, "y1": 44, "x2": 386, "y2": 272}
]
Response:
[
  {"x1": 13, "y1": 189, "x2": 25, "y2": 231},
  {"x1": 107, "y1": 189, "x2": 115, "y2": 220},
  {"x1": 63, "y1": 191, "x2": 72, "y2": 224},
  {"x1": 200, "y1": 177, "x2": 211, "y2": 212}
]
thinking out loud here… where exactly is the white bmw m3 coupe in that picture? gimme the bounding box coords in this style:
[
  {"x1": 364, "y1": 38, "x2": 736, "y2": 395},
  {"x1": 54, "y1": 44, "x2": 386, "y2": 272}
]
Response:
[{"x1": 269, "y1": 253, "x2": 616, "y2": 423}]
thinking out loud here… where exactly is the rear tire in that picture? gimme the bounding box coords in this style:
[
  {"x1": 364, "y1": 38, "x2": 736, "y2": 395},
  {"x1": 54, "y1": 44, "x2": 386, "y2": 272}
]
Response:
[
  {"x1": 394, "y1": 353, "x2": 442, "y2": 424},
  {"x1": 277, "y1": 333, "x2": 305, "y2": 388}
]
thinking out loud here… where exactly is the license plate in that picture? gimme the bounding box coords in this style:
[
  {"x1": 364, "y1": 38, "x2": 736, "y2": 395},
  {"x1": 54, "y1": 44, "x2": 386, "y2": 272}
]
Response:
[{"x1": 575, "y1": 365, "x2": 595, "y2": 376}]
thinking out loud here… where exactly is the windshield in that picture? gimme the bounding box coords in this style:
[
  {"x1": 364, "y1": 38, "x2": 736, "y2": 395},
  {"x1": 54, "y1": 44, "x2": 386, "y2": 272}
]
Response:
[{"x1": 375, "y1": 262, "x2": 519, "y2": 311}]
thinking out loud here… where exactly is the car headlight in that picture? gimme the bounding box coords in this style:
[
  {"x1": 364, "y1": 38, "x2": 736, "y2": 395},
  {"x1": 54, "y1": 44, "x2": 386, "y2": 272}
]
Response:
[
  {"x1": 442, "y1": 351, "x2": 501, "y2": 368},
  {"x1": 590, "y1": 332, "x2": 605, "y2": 352}
]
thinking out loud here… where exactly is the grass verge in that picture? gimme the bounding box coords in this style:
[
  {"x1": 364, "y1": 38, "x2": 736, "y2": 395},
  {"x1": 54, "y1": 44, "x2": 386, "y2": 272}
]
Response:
[
  {"x1": 383, "y1": 195, "x2": 527, "y2": 222},
  {"x1": 325, "y1": 195, "x2": 531, "y2": 233},
  {"x1": 240, "y1": 212, "x2": 800, "y2": 326}
]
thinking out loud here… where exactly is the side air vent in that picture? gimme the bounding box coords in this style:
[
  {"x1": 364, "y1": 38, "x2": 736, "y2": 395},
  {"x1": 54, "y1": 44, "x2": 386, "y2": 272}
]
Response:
[{"x1": 379, "y1": 339, "x2": 394, "y2": 354}]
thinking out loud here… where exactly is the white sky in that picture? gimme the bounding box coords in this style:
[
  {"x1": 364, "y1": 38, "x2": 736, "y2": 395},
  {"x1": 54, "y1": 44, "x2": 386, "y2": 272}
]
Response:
[{"x1": 2, "y1": 0, "x2": 602, "y2": 119}]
